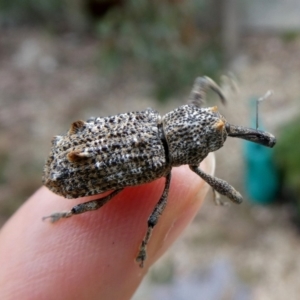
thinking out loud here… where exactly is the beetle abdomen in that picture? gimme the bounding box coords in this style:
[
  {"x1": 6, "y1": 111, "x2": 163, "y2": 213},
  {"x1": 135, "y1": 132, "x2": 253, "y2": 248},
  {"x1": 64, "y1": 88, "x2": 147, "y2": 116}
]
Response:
[{"x1": 43, "y1": 108, "x2": 169, "y2": 198}]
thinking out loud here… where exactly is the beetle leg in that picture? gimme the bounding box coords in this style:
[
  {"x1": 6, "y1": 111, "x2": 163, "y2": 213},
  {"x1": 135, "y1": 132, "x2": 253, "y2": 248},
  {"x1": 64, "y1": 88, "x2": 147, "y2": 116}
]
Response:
[
  {"x1": 189, "y1": 165, "x2": 243, "y2": 204},
  {"x1": 188, "y1": 76, "x2": 226, "y2": 107},
  {"x1": 42, "y1": 189, "x2": 123, "y2": 223},
  {"x1": 136, "y1": 172, "x2": 172, "y2": 268}
]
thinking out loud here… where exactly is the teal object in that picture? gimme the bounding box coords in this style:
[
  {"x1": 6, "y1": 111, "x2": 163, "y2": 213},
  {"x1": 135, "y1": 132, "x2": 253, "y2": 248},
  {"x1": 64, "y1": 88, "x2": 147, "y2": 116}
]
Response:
[{"x1": 243, "y1": 98, "x2": 279, "y2": 204}]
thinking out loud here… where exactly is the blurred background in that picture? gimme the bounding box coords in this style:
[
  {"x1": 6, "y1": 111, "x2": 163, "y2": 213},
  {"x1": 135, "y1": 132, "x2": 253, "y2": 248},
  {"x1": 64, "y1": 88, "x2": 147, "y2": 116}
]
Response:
[{"x1": 1, "y1": 0, "x2": 300, "y2": 299}]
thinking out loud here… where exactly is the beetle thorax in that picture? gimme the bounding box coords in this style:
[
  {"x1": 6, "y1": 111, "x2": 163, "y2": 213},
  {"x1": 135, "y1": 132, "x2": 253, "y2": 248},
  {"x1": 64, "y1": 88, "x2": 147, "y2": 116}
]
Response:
[{"x1": 162, "y1": 105, "x2": 228, "y2": 166}]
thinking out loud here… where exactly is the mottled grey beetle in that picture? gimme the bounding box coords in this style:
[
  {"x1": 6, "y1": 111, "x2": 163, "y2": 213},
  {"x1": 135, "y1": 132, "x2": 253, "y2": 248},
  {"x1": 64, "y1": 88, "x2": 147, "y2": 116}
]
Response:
[{"x1": 43, "y1": 76, "x2": 276, "y2": 267}]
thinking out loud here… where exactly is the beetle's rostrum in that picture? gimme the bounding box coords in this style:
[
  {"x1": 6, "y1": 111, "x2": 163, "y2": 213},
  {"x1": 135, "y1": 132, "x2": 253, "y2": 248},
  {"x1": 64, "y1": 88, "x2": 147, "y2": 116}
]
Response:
[{"x1": 42, "y1": 76, "x2": 276, "y2": 268}]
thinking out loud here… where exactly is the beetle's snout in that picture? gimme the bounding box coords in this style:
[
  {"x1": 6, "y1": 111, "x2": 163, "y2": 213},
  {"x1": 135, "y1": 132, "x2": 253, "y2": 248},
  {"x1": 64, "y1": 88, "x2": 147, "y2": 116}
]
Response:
[{"x1": 226, "y1": 123, "x2": 276, "y2": 148}]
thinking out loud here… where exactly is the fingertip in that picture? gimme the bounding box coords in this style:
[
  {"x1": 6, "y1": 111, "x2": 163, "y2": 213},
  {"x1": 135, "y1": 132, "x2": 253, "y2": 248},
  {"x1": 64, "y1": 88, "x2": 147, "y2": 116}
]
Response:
[{"x1": 0, "y1": 154, "x2": 215, "y2": 299}]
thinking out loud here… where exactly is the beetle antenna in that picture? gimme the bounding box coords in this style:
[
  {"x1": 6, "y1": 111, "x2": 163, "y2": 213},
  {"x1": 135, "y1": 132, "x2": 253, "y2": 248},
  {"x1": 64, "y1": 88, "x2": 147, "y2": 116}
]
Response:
[
  {"x1": 256, "y1": 90, "x2": 273, "y2": 129},
  {"x1": 220, "y1": 73, "x2": 239, "y2": 95},
  {"x1": 188, "y1": 76, "x2": 226, "y2": 107}
]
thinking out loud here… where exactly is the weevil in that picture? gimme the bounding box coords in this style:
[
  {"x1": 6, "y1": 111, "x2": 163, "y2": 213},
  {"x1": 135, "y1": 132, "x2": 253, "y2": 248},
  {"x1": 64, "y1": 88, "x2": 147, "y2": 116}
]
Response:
[{"x1": 42, "y1": 76, "x2": 276, "y2": 267}]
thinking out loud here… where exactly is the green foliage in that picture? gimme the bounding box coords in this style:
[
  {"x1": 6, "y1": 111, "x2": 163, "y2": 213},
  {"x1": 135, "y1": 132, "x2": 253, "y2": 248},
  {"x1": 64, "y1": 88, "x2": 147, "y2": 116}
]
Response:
[
  {"x1": 97, "y1": 0, "x2": 222, "y2": 101},
  {"x1": 274, "y1": 116, "x2": 300, "y2": 197},
  {"x1": 0, "y1": 0, "x2": 65, "y2": 25},
  {"x1": 280, "y1": 30, "x2": 300, "y2": 43},
  {"x1": 0, "y1": 0, "x2": 223, "y2": 100}
]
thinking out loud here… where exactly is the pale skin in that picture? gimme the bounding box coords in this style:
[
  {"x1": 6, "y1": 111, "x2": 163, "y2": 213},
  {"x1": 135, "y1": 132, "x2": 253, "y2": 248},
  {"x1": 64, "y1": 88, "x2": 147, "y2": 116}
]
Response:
[{"x1": 0, "y1": 154, "x2": 214, "y2": 300}]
